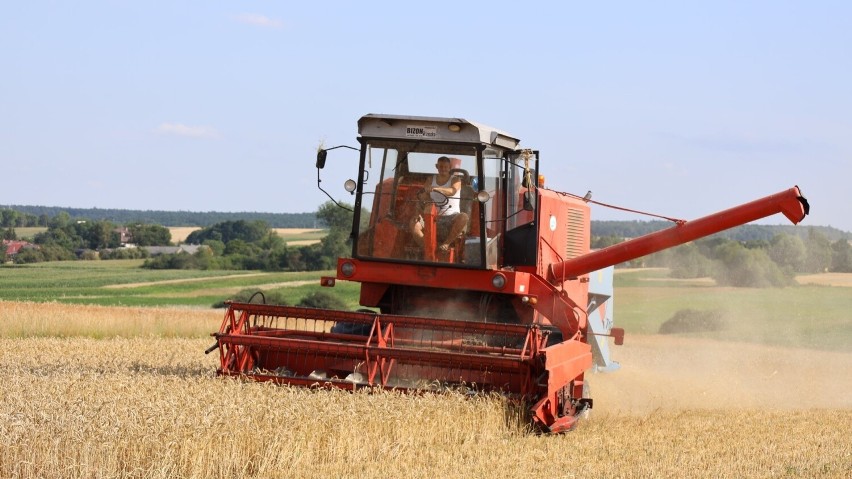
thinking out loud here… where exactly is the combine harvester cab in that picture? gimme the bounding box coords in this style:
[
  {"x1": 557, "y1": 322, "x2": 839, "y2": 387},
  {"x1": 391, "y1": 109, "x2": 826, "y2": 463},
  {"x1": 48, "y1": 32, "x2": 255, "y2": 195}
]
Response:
[{"x1": 212, "y1": 114, "x2": 809, "y2": 433}]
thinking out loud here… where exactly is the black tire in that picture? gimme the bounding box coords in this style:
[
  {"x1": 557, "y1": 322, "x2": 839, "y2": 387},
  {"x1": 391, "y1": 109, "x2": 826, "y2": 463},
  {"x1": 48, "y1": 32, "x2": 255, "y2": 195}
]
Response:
[{"x1": 330, "y1": 309, "x2": 376, "y2": 336}]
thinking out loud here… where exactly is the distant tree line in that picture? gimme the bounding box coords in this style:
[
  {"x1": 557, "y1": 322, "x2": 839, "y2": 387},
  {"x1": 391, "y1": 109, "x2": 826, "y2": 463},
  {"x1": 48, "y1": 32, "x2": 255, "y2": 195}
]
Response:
[
  {"x1": 1, "y1": 203, "x2": 353, "y2": 270},
  {"x1": 2, "y1": 205, "x2": 318, "y2": 228},
  {"x1": 1, "y1": 209, "x2": 49, "y2": 228},
  {"x1": 591, "y1": 220, "x2": 849, "y2": 243},
  {"x1": 9, "y1": 212, "x2": 173, "y2": 263},
  {"x1": 5, "y1": 205, "x2": 851, "y2": 285},
  {"x1": 5, "y1": 205, "x2": 848, "y2": 241},
  {"x1": 142, "y1": 202, "x2": 359, "y2": 272}
]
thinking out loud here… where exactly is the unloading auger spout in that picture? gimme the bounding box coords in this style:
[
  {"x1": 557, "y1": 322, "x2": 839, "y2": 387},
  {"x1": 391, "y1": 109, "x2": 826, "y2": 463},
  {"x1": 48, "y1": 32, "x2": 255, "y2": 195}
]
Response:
[{"x1": 550, "y1": 186, "x2": 809, "y2": 281}]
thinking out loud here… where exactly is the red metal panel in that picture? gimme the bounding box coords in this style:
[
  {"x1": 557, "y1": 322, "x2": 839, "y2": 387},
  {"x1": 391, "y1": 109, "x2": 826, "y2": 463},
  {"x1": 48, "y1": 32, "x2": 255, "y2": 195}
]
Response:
[
  {"x1": 337, "y1": 258, "x2": 506, "y2": 293},
  {"x1": 541, "y1": 340, "x2": 593, "y2": 391}
]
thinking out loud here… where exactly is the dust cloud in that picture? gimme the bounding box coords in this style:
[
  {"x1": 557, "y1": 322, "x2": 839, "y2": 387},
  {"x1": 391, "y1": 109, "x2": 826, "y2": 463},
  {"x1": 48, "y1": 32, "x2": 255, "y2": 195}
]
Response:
[{"x1": 590, "y1": 334, "x2": 852, "y2": 414}]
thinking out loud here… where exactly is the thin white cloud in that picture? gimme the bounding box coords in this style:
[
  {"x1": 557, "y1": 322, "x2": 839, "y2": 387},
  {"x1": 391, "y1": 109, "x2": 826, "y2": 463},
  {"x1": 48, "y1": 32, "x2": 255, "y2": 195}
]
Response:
[
  {"x1": 156, "y1": 123, "x2": 217, "y2": 139},
  {"x1": 235, "y1": 13, "x2": 283, "y2": 29}
]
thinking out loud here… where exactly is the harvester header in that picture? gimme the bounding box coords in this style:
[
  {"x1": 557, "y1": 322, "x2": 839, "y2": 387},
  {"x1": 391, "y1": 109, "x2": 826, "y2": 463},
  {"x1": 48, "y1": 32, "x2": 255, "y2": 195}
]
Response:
[{"x1": 211, "y1": 113, "x2": 808, "y2": 433}]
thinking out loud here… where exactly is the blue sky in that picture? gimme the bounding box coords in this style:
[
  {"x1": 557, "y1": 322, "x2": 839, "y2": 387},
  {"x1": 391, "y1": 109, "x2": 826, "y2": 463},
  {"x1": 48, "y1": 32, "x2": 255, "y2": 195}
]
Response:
[{"x1": 1, "y1": 2, "x2": 849, "y2": 231}]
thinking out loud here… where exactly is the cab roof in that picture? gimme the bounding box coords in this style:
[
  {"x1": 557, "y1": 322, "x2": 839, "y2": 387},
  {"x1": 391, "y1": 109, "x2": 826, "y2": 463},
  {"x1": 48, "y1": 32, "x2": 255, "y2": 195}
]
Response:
[{"x1": 358, "y1": 114, "x2": 521, "y2": 150}]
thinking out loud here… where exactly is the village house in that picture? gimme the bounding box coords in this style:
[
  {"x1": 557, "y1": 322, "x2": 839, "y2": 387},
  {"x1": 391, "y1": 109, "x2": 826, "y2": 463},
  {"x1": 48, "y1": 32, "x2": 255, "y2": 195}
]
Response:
[
  {"x1": 114, "y1": 226, "x2": 133, "y2": 245},
  {"x1": 2, "y1": 240, "x2": 37, "y2": 262}
]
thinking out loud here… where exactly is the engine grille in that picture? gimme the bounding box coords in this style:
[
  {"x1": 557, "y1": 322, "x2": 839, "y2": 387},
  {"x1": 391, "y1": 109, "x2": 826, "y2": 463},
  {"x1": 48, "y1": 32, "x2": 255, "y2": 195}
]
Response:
[{"x1": 565, "y1": 207, "x2": 586, "y2": 259}]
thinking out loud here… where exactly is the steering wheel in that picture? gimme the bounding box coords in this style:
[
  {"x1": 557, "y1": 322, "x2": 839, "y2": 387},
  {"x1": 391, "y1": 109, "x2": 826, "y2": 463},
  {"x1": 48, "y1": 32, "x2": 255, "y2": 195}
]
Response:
[
  {"x1": 420, "y1": 189, "x2": 450, "y2": 206},
  {"x1": 418, "y1": 187, "x2": 449, "y2": 207}
]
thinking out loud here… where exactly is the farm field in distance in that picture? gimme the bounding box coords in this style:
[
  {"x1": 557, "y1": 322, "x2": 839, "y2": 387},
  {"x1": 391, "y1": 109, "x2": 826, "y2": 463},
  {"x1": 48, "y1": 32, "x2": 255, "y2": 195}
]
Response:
[
  {"x1": 0, "y1": 259, "x2": 359, "y2": 309},
  {"x1": 169, "y1": 227, "x2": 326, "y2": 245},
  {"x1": 0, "y1": 264, "x2": 850, "y2": 477},
  {"x1": 12, "y1": 227, "x2": 326, "y2": 245}
]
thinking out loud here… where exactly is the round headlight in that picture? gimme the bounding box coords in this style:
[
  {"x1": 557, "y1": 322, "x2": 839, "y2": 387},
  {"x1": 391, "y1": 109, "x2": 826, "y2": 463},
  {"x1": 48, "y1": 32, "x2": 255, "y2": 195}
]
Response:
[
  {"x1": 476, "y1": 190, "x2": 491, "y2": 203},
  {"x1": 491, "y1": 273, "x2": 506, "y2": 290},
  {"x1": 344, "y1": 179, "x2": 357, "y2": 193},
  {"x1": 340, "y1": 261, "x2": 356, "y2": 277}
]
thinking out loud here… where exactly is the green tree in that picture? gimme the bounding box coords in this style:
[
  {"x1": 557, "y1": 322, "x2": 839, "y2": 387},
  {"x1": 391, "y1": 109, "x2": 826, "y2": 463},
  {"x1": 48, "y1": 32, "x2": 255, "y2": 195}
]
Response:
[
  {"x1": 15, "y1": 212, "x2": 36, "y2": 227},
  {"x1": 257, "y1": 231, "x2": 286, "y2": 250},
  {"x1": 313, "y1": 201, "x2": 369, "y2": 269},
  {"x1": 86, "y1": 221, "x2": 119, "y2": 249},
  {"x1": 286, "y1": 249, "x2": 306, "y2": 271},
  {"x1": 802, "y1": 228, "x2": 832, "y2": 273},
  {"x1": 768, "y1": 234, "x2": 806, "y2": 273},
  {"x1": 712, "y1": 242, "x2": 793, "y2": 287},
  {"x1": 0, "y1": 209, "x2": 18, "y2": 228},
  {"x1": 14, "y1": 247, "x2": 43, "y2": 263},
  {"x1": 296, "y1": 243, "x2": 326, "y2": 271},
  {"x1": 830, "y1": 239, "x2": 852, "y2": 273},
  {"x1": 266, "y1": 245, "x2": 291, "y2": 271},
  {"x1": 193, "y1": 246, "x2": 214, "y2": 270},
  {"x1": 49, "y1": 211, "x2": 71, "y2": 229},
  {"x1": 17, "y1": 244, "x2": 74, "y2": 263},
  {"x1": 34, "y1": 226, "x2": 83, "y2": 251},
  {"x1": 297, "y1": 291, "x2": 347, "y2": 310},
  {"x1": 224, "y1": 239, "x2": 254, "y2": 256},
  {"x1": 2, "y1": 226, "x2": 16, "y2": 241},
  {"x1": 668, "y1": 243, "x2": 713, "y2": 278},
  {"x1": 186, "y1": 220, "x2": 269, "y2": 244},
  {"x1": 143, "y1": 252, "x2": 199, "y2": 270},
  {"x1": 202, "y1": 239, "x2": 225, "y2": 256},
  {"x1": 129, "y1": 224, "x2": 172, "y2": 246},
  {"x1": 211, "y1": 288, "x2": 290, "y2": 308},
  {"x1": 316, "y1": 201, "x2": 354, "y2": 232},
  {"x1": 138, "y1": 220, "x2": 295, "y2": 272}
]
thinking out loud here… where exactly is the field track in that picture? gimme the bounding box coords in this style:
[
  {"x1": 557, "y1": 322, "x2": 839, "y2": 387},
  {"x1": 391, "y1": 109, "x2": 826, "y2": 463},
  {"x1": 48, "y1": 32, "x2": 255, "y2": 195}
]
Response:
[
  {"x1": 103, "y1": 272, "x2": 271, "y2": 289},
  {"x1": 796, "y1": 272, "x2": 852, "y2": 287}
]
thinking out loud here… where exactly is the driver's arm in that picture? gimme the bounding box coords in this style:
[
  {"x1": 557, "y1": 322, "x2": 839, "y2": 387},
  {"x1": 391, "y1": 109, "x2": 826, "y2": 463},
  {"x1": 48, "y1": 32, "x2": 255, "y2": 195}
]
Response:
[{"x1": 418, "y1": 177, "x2": 433, "y2": 200}]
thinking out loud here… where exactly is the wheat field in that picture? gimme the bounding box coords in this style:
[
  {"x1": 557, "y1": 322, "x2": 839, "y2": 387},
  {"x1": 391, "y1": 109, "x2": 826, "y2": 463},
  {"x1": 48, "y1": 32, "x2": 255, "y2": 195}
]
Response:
[
  {"x1": 1, "y1": 301, "x2": 850, "y2": 478},
  {"x1": 168, "y1": 228, "x2": 324, "y2": 245}
]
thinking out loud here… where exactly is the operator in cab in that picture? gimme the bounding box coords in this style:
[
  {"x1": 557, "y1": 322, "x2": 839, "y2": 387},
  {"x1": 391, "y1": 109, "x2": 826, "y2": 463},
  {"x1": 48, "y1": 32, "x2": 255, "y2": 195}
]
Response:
[{"x1": 410, "y1": 156, "x2": 469, "y2": 253}]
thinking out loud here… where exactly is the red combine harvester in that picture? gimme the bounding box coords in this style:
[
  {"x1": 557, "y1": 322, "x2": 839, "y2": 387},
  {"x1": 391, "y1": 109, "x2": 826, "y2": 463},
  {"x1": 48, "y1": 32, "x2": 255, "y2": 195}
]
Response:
[{"x1": 210, "y1": 114, "x2": 809, "y2": 433}]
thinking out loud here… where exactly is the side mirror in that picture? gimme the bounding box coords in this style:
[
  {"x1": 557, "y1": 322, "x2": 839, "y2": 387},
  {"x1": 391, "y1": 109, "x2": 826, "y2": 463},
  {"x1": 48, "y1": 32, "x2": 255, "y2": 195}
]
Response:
[
  {"x1": 523, "y1": 190, "x2": 536, "y2": 211},
  {"x1": 316, "y1": 149, "x2": 328, "y2": 169}
]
